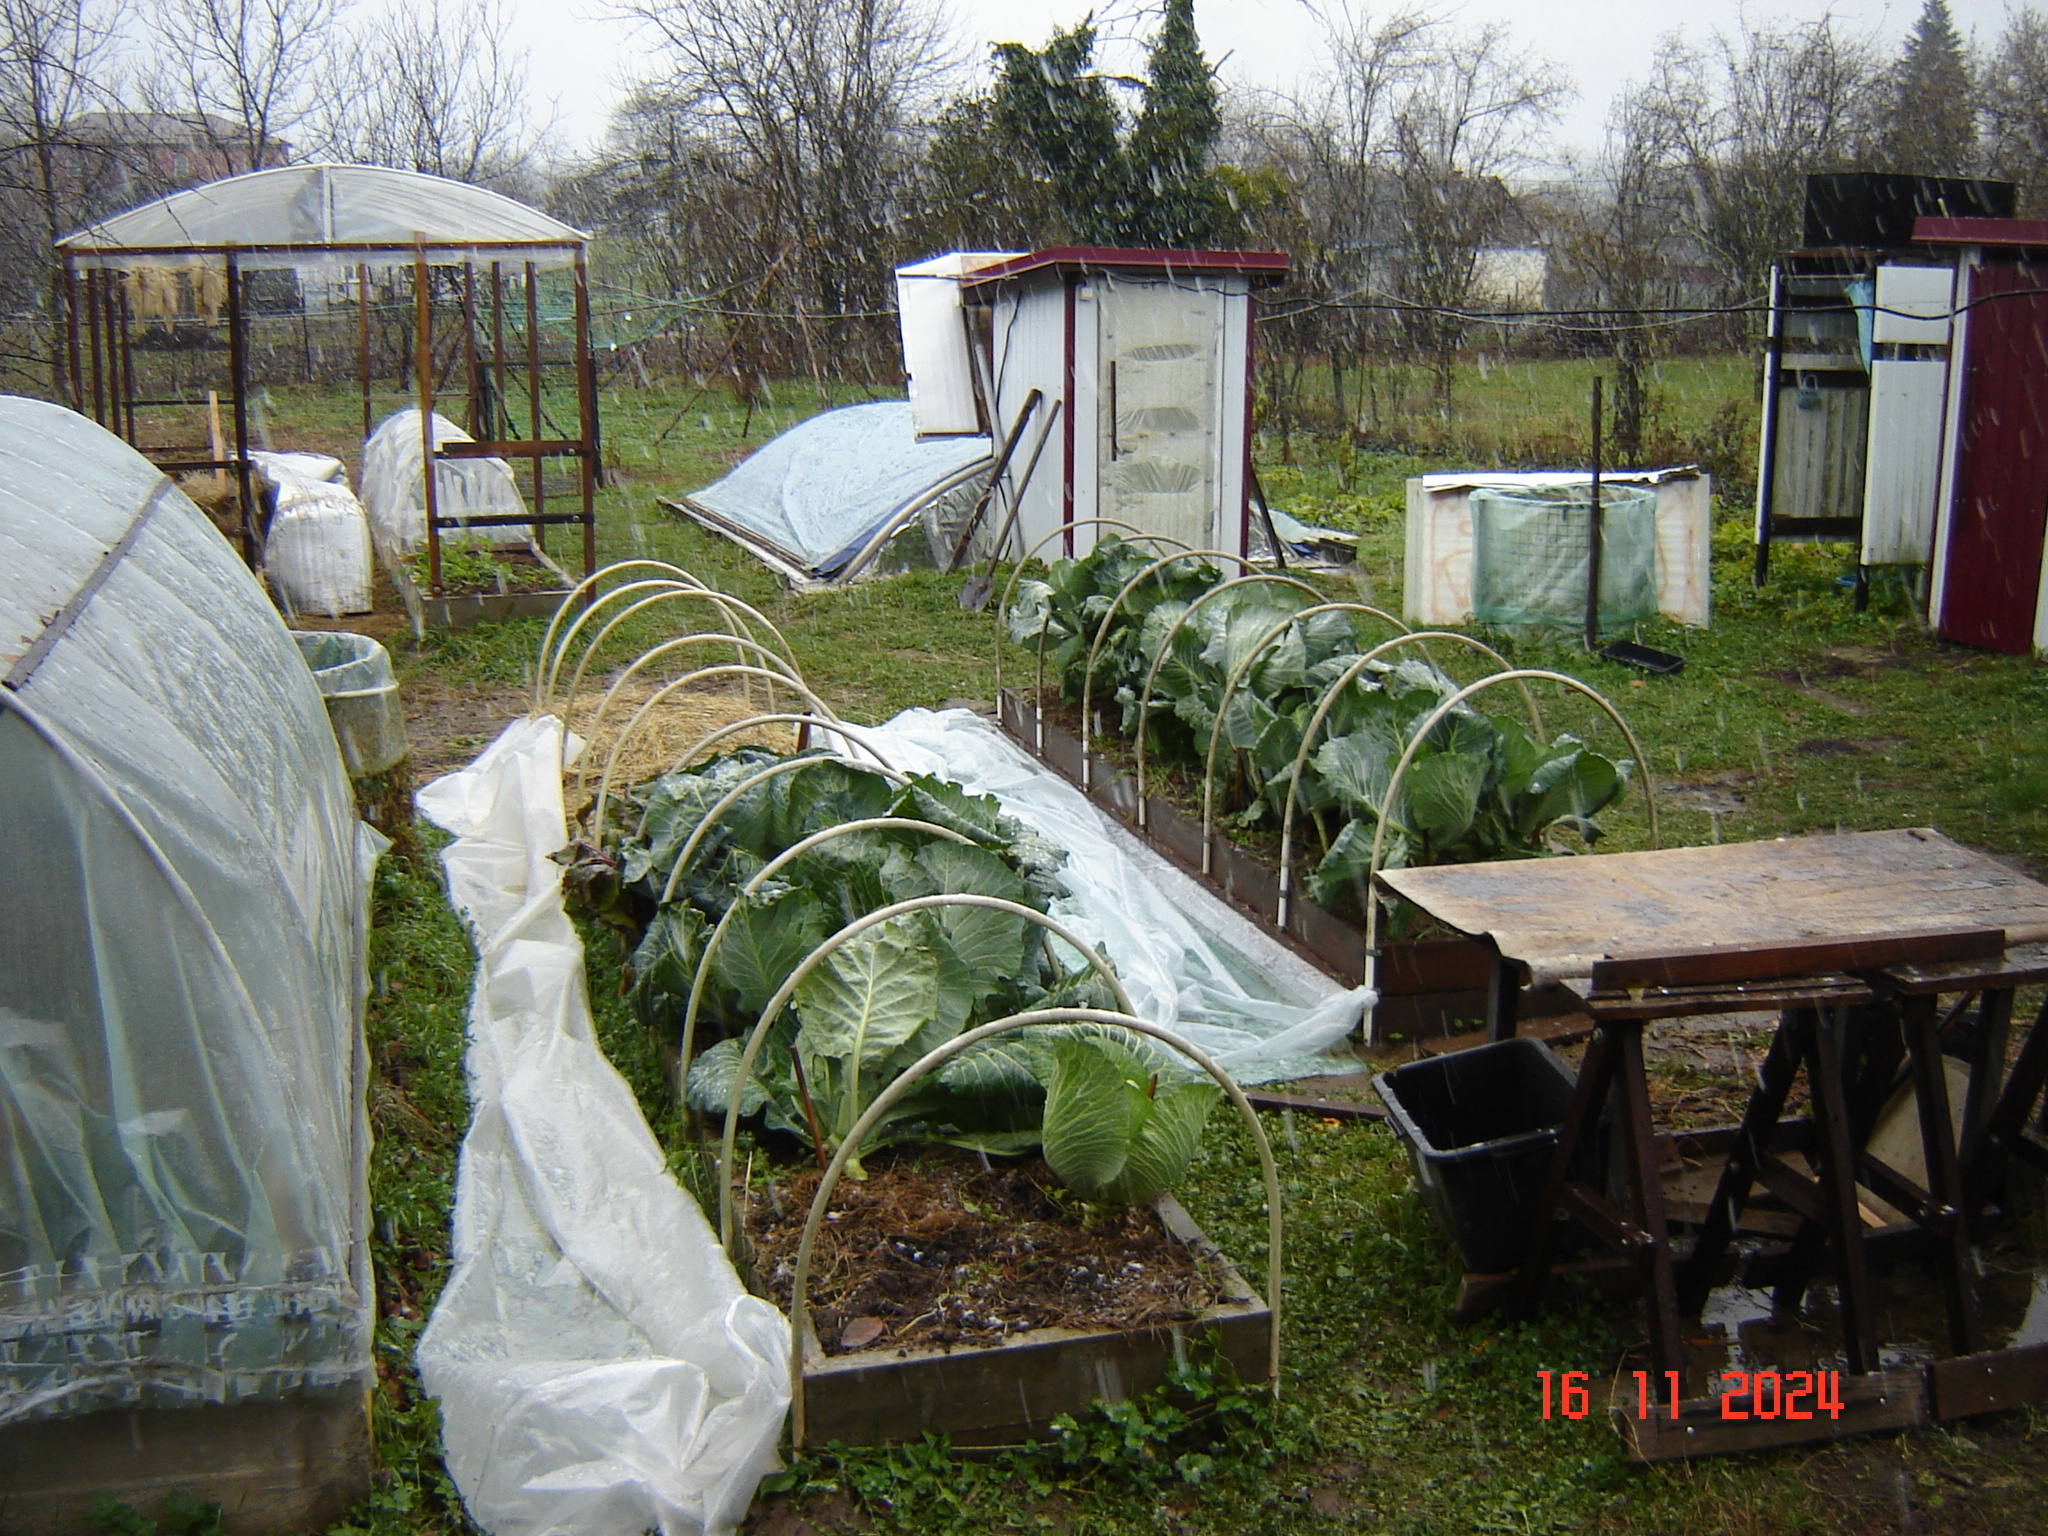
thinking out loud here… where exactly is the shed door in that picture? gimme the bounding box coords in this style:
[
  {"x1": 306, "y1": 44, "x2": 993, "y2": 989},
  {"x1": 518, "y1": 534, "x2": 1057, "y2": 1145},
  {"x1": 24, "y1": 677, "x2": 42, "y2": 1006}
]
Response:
[
  {"x1": 1097, "y1": 281, "x2": 1222, "y2": 550},
  {"x1": 1940, "y1": 261, "x2": 2048, "y2": 653}
]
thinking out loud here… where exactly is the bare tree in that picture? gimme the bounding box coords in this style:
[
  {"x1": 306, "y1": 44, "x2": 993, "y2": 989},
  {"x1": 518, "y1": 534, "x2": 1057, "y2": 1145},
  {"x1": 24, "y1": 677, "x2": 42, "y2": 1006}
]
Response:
[
  {"x1": 0, "y1": 0, "x2": 123, "y2": 383},
  {"x1": 617, "y1": 0, "x2": 958, "y2": 357},
  {"x1": 150, "y1": 0, "x2": 348, "y2": 171},
  {"x1": 1637, "y1": 16, "x2": 1881, "y2": 309},
  {"x1": 312, "y1": 0, "x2": 547, "y2": 190},
  {"x1": 1385, "y1": 21, "x2": 1568, "y2": 420},
  {"x1": 1984, "y1": 6, "x2": 2048, "y2": 214},
  {"x1": 1250, "y1": 6, "x2": 1439, "y2": 431},
  {"x1": 1550, "y1": 89, "x2": 1687, "y2": 458}
]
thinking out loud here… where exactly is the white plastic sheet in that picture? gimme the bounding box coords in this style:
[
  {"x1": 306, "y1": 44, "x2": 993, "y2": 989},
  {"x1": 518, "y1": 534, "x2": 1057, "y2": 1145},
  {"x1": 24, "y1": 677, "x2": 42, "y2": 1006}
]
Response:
[
  {"x1": 862, "y1": 709, "x2": 1371, "y2": 1081},
  {"x1": 361, "y1": 409, "x2": 531, "y2": 556},
  {"x1": 416, "y1": 717, "x2": 789, "y2": 1536},
  {"x1": 257, "y1": 450, "x2": 373, "y2": 616}
]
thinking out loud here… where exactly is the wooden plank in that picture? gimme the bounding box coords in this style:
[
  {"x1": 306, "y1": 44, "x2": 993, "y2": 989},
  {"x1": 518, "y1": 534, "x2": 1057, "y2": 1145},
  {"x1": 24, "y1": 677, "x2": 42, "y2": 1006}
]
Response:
[
  {"x1": 0, "y1": 1394, "x2": 371, "y2": 1536},
  {"x1": 1376, "y1": 829, "x2": 2048, "y2": 986},
  {"x1": 1880, "y1": 942, "x2": 2048, "y2": 994},
  {"x1": 1617, "y1": 1368, "x2": 1925, "y2": 1462},
  {"x1": 1591, "y1": 928, "x2": 2005, "y2": 991},
  {"x1": 1928, "y1": 1341, "x2": 2048, "y2": 1419},
  {"x1": 1584, "y1": 975, "x2": 1874, "y2": 1021},
  {"x1": 1241, "y1": 1088, "x2": 1386, "y2": 1121}
]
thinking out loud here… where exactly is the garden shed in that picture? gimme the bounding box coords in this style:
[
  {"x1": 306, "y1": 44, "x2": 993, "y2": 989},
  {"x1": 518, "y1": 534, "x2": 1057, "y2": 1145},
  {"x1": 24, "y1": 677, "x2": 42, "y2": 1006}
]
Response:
[
  {"x1": 896, "y1": 247, "x2": 1289, "y2": 563},
  {"x1": 0, "y1": 398, "x2": 377, "y2": 1530}
]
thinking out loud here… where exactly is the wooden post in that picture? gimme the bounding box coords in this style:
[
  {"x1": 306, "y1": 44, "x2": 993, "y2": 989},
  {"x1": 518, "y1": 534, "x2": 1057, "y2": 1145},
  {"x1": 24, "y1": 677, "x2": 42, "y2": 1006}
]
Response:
[
  {"x1": 572, "y1": 249, "x2": 597, "y2": 578},
  {"x1": 62, "y1": 260, "x2": 83, "y2": 413},
  {"x1": 414, "y1": 239, "x2": 441, "y2": 594},
  {"x1": 357, "y1": 261, "x2": 373, "y2": 439},
  {"x1": 526, "y1": 261, "x2": 544, "y2": 546},
  {"x1": 224, "y1": 251, "x2": 257, "y2": 565},
  {"x1": 460, "y1": 260, "x2": 482, "y2": 438},
  {"x1": 85, "y1": 268, "x2": 105, "y2": 424},
  {"x1": 490, "y1": 261, "x2": 507, "y2": 443}
]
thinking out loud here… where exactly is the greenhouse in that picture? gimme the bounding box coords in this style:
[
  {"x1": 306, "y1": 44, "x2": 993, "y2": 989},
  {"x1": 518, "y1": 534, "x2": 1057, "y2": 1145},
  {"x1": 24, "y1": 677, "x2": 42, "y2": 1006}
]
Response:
[{"x1": 0, "y1": 397, "x2": 378, "y2": 1528}]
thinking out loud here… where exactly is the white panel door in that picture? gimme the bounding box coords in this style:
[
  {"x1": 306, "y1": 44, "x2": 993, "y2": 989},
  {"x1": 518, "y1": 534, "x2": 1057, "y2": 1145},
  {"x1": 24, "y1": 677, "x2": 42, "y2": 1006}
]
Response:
[
  {"x1": 1860, "y1": 358, "x2": 1947, "y2": 565},
  {"x1": 1096, "y1": 278, "x2": 1223, "y2": 552}
]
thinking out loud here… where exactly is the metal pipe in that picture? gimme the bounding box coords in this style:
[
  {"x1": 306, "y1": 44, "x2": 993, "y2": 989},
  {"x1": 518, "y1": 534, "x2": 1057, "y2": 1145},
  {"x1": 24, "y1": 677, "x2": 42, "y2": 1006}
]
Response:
[
  {"x1": 527, "y1": 261, "x2": 544, "y2": 544},
  {"x1": 1585, "y1": 374, "x2": 1603, "y2": 652},
  {"x1": 573, "y1": 250, "x2": 597, "y2": 578}
]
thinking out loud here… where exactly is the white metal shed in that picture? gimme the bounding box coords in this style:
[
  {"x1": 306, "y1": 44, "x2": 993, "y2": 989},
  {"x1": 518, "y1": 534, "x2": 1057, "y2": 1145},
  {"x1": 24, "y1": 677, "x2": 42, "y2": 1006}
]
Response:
[{"x1": 896, "y1": 248, "x2": 1288, "y2": 564}]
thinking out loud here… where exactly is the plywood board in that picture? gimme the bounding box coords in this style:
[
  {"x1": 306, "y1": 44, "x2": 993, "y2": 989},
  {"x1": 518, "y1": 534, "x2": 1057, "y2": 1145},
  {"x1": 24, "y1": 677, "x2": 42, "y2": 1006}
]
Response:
[{"x1": 1376, "y1": 828, "x2": 2048, "y2": 985}]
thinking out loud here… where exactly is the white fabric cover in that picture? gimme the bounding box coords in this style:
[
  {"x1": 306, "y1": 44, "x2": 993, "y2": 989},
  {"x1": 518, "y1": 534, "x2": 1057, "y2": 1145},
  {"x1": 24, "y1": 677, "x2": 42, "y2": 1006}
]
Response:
[
  {"x1": 415, "y1": 717, "x2": 790, "y2": 1536},
  {"x1": 60, "y1": 163, "x2": 583, "y2": 270},
  {"x1": 862, "y1": 709, "x2": 1371, "y2": 1080},
  {"x1": 257, "y1": 450, "x2": 373, "y2": 616},
  {"x1": 361, "y1": 409, "x2": 530, "y2": 555},
  {"x1": 0, "y1": 396, "x2": 374, "y2": 1424}
]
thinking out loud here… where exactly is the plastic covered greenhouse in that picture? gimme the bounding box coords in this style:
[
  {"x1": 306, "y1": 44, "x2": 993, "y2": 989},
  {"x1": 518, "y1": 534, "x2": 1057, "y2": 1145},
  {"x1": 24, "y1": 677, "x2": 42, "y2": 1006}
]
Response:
[{"x1": 0, "y1": 397, "x2": 377, "y2": 1528}]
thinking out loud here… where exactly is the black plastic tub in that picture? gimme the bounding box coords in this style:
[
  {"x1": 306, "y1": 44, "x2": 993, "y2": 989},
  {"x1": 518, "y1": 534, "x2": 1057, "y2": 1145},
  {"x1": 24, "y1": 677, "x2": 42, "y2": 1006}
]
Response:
[{"x1": 1374, "y1": 1038, "x2": 1579, "y2": 1274}]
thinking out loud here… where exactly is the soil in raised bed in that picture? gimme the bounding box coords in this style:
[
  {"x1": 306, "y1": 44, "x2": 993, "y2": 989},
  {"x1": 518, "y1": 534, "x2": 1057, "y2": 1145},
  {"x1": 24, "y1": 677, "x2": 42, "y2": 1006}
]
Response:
[{"x1": 743, "y1": 1147, "x2": 1224, "y2": 1356}]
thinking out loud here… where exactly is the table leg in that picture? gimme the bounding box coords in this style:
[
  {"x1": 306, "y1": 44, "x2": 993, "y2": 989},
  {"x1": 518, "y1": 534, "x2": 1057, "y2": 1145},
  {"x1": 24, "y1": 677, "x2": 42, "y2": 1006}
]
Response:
[
  {"x1": 1965, "y1": 994, "x2": 2048, "y2": 1221},
  {"x1": 1615, "y1": 1021, "x2": 1686, "y2": 1393},
  {"x1": 1677, "y1": 1012, "x2": 1803, "y2": 1315},
  {"x1": 1959, "y1": 988, "x2": 2014, "y2": 1170},
  {"x1": 1485, "y1": 953, "x2": 1520, "y2": 1043},
  {"x1": 1508, "y1": 1025, "x2": 1614, "y2": 1319},
  {"x1": 1804, "y1": 1004, "x2": 1882, "y2": 1374},
  {"x1": 1904, "y1": 992, "x2": 1983, "y2": 1355}
]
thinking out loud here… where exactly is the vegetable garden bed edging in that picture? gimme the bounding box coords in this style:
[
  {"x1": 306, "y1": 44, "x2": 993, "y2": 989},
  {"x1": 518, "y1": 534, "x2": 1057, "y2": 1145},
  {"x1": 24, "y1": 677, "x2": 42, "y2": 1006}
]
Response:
[
  {"x1": 995, "y1": 687, "x2": 1577, "y2": 1042},
  {"x1": 792, "y1": 1194, "x2": 1268, "y2": 1450}
]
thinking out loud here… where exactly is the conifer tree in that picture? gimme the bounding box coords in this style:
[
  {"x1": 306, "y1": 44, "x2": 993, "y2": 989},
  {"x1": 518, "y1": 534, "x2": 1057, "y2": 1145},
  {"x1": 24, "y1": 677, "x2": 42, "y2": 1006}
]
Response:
[
  {"x1": 1881, "y1": 0, "x2": 1978, "y2": 174},
  {"x1": 993, "y1": 0, "x2": 1236, "y2": 248}
]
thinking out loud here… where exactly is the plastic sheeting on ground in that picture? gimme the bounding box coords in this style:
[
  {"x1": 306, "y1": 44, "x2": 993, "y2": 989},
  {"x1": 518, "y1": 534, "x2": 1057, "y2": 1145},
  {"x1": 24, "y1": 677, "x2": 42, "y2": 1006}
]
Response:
[
  {"x1": 0, "y1": 397, "x2": 376, "y2": 1424},
  {"x1": 862, "y1": 709, "x2": 1372, "y2": 1081},
  {"x1": 673, "y1": 402, "x2": 991, "y2": 584},
  {"x1": 415, "y1": 716, "x2": 789, "y2": 1536},
  {"x1": 256, "y1": 450, "x2": 373, "y2": 616},
  {"x1": 361, "y1": 409, "x2": 532, "y2": 556}
]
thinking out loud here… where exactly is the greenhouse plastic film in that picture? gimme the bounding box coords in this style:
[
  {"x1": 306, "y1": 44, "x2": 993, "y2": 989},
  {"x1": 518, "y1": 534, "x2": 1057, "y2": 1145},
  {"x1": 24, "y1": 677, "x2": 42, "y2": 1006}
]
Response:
[
  {"x1": 416, "y1": 717, "x2": 789, "y2": 1536},
  {"x1": 0, "y1": 399, "x2": 374, "y2": 1423},
  {"x1": 361, "y1": 408, "x2": 531, "y2": 555},
  {"x1": 1470, "y1": 484, "x2": 1658, "y2": 629}
]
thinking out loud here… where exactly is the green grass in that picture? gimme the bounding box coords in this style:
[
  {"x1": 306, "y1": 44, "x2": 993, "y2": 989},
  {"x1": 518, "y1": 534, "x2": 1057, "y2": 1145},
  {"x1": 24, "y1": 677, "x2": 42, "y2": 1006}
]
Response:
[{"x1": 333, "y1": 361, "x2": 2048, "y2": 1536}]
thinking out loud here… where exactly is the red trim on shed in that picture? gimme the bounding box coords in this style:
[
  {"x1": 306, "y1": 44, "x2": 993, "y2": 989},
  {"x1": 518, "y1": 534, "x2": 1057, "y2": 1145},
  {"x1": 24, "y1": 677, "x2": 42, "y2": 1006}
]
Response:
[{"x1": 1912, "y1": 216, "x2": 2048, "y2": 247}]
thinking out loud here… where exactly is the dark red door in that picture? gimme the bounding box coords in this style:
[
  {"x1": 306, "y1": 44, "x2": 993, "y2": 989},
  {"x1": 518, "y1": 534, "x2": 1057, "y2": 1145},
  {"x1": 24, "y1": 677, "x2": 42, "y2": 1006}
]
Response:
[{"x1": 1941, "y1": 260, "x2": 2048, "y2": 653}]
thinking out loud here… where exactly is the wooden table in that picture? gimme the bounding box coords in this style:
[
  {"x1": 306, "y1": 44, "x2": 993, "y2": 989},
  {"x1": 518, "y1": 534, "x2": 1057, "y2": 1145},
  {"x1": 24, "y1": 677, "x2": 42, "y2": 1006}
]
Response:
[{"x1": 1374, "y1": 829, "x2": 2048, "y2": 1453}]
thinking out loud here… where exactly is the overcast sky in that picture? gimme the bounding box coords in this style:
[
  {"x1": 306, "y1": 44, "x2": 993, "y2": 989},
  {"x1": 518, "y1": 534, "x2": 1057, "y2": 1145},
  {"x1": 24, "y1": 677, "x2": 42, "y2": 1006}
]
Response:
[{"x1": 500, "y1": 0, "x2": 2019, "y2": 163}]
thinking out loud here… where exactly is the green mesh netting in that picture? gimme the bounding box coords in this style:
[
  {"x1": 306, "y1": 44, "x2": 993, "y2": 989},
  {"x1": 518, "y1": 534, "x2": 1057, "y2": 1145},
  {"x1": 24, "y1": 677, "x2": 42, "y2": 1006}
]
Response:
[{"x1": 1470, "y1": 484, "x2": 1658, "y2": 629}]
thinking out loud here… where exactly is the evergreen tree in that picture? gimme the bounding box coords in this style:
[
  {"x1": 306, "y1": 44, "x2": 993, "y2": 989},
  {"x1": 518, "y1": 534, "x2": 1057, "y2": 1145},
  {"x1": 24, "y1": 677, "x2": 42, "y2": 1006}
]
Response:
[
  {"x1": 1881, "y1": 0, "x2": 1978, "y2": 174},
  {"x1": 992, "y1": 0, "x2": 1237, "y2": 248}
]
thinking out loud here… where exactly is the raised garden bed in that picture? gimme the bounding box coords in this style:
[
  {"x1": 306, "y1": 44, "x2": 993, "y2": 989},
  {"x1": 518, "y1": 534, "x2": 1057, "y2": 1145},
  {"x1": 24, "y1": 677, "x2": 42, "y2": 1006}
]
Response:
[
  {"x1": 742, "y1": 1150, "x2": 1268, "y2": 1448},
  {"x1": 381, "y1": 537, "x2": 574, "y2": 635},
  {"x1": 996, "y1": 686, "x2": 1584, "y2": 1041}
]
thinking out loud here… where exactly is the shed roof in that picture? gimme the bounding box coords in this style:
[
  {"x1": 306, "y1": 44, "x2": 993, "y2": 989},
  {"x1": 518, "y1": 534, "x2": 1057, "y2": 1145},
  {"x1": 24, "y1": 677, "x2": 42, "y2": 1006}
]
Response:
[
  {"x1": 59, "y1": 162, "x2": 584, "y2": 268},
  {"x1": 961, "y1": 246, "x2": 1289, "y2": 292}
]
